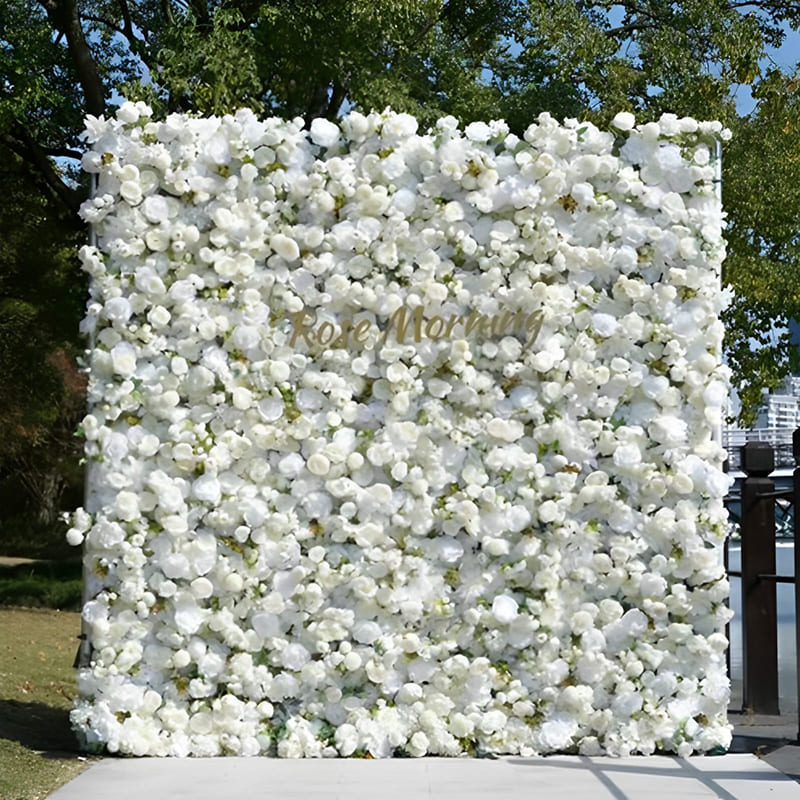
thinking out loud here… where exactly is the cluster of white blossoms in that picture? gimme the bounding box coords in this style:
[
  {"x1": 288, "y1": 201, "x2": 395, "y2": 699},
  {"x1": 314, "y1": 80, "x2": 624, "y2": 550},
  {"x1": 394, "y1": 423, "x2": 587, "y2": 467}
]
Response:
[{"x1": 69, "y1": 101, "x2": 733, "y2": 758}]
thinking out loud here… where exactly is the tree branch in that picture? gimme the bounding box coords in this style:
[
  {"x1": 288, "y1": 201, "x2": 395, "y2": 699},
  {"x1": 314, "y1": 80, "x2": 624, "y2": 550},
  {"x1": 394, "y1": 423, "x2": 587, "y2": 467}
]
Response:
[
  {"x1": 44, "y1": 147, "x2": 83, "y2": 160},
  {"x1": 118, "y1": 0, "x2": 135, "y2": 41},
  {"x1": 305, "y1": 83, "x2": 332, "y2": 120},
  {"x1": 727, "y1": 0, "x2": 800, "y2": 10},
  {"x1": 605, "y1": 21, "x2": 661, "y2": 37},
  {"x1": 404, "y1": 1, "x2": 446, "y2": 51},
  {"x1": 79, "y1": 13, "x2": 127, "y2": 39},
  {"x1": 162, "y1": 0, "x2": 176, "y2": 26},
  {"x1": 39, "y1": 0, "x2": 106, "y2": 116},
  {"x1": 326, "y1": 80, "x2": 349, "y2": 119},
  {"x1": 188, "y1": 0, "x2": 210, "y2": 30},
  {"x1": 1, "y1": 129, "x2": 82, "y2": 219},
  {"x1": 80, "y1": 9, "x2": 156, "y2": 70}
]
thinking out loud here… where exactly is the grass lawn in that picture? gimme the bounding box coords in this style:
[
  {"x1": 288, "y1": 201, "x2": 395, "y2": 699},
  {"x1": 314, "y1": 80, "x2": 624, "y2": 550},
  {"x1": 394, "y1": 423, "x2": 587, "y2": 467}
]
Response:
[{"x1": 0, "y1": 607, "x2": 93, "y2": 799}]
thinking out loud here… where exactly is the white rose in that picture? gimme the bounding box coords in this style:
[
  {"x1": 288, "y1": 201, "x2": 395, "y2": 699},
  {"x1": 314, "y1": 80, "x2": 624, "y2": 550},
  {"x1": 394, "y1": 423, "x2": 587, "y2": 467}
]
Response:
[
  {"x1": 87, "y1": 518, "x2": 125, "y2": 549},
  {"x1": 144, "y1": 228, "x2": 170, "y2": 252},
  {"x1": 104, "y1": 297, "x2": 132, "y2": 323},
  {"x1": 190, "y1": 577, "x2": 214, "y2": 599},
  {"x1": 173, "y1": 592, "x2": 206, "y2": 635},
  {"x1": 335, "y1": 724, "x2": 359, "y2": 756},
  {"x1": 114, "y1": 491, "x2": 140, "y2": 522},
  {"x1": 407, "y1": 731, "x2": 429, "y2": 757},
  {"x1": 110, "y1": 342, "x2": 137, "y2": 378},
  {"x1": 117, "y1": 101, "x2": 140, "y2": 124},
  {"x1": 639, "y1": 573, "x2": 667, "y2": 599},
  {"x1": 142, "y1": 195, "x2": 170, "y2": 223},
  {"x1": 648, "y1": 415, "x2": 687, "y2": 446},
  {"x1": 184, "y1": 366, "x2": 215, "y2": 396},
  {"x1": 592, "y1": 313, "x2": 618, "y2": 338},
  {"x1": 613, "y1": 443, "x2": 643, "y2": 471},
  {"x1": 536, "y1": 713, "x2": 579, "y2": 751},
  {"x1": 66, "y1": 527, "x2": 85, "y2": 546},
  {"x1": 147, "y1": 306, "x2": 170, "y2": 327},
  {"x1": 270, "y1": 233, "x2": 300, "y2": 262},
  {"x1": 352, "y1": 621, "x2": 382, "y2": 644},
  {"x1": 492, "y1": 595, "x2": 519, "y2": 624},
  {"x1": 703, "y1": 380, "x2": 728, "y2": 408},
  {"x1": 204, "y1": 131, "x2": 231, "y2": 165},
  {"x1": 448, "y1": 713, "x2": 474, "y2": 738},
  {"x1": 612, "y1": 111, "x2": 636, "y2": 131},
  {"x1": 306, "y1": 453, "x2": 330, "y2": 476},
  {"x1": 465, "y1": 121, "x2": 493, "y2": 142},
  {"x1": 660, "y1": 192, "x2": 686, "y2": 222},
  {"x1": 309, "y1": 117, "x2": 340, "y2": 148},
  {"x1": 232, "y1": 387, "x2": 253, "y2": 410},
  {"x1": 479, "y1": 709, "x2": 507, "y2": 734},
  {"x1": 538, "y1": 499, "x2": 561, "y2": 523},
  {"x1": 486, "y1": 418, "x2": 524, "y2": 442},
  {"x1": 192, "y1": 474, "x2": 221, "y2": 504},
  {"x1": 382, "y1": 112, "x2": 418, "y2": 140}
]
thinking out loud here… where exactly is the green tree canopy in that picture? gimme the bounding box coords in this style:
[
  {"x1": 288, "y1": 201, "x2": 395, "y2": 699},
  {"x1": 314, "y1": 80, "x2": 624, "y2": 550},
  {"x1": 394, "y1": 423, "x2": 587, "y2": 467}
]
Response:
[{"x1": 2, "y1": 0, "x2": 800, "y2": 540}]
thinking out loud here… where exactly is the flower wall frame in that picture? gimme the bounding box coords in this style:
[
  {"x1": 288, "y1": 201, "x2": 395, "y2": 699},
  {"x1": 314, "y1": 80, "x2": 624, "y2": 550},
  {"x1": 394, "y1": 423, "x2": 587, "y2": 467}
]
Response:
[{"x1": 70, "y1": 102, "x2": 732, "y2": 758}]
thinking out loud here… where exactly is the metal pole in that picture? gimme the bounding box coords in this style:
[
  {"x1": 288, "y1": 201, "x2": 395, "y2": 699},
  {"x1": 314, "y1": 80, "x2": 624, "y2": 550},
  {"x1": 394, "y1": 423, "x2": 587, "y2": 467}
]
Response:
[
  {"x1": 713, "y1": 139, "x2": 724, "y2": 449},
  {"x1": 715, "y1": 133, "x2": 734, "y2": 701},
  {"x1": 75, "y1": 172, "x2": 98, "y2": 670}
]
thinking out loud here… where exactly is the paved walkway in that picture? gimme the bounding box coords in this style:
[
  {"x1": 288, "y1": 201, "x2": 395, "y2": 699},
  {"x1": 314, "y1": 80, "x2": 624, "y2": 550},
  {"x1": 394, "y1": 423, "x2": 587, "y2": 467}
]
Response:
[
  {"x1": 47, "y1": 750, "x2": 800, "y2": 800},
  {"x1": 48, "y1": 714, "x2": 800, "y2": 800},
  {"x1": 47, "y1": 713, "x2": 800, "y2": 800},
  {"x1": 0, "y1": 556, "x2": 40, "y2": 567}
]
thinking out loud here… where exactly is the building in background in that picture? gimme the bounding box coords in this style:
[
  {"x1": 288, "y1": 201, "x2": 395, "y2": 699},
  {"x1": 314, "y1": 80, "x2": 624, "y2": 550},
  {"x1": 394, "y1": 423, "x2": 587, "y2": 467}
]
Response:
[
  {"x1": 757, "y1": 388, "x2": 800, "y2": 429},
  {"x1": 724, "y1": 374, "x2": 800, "y2": 471}
]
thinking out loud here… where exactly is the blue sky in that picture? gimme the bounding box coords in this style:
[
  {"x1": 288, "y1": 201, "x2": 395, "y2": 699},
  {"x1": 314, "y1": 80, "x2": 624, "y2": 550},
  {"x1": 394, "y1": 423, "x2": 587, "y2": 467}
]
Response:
[{"x1": 734, "y1": 26, "x2": 800, "y2": 114}]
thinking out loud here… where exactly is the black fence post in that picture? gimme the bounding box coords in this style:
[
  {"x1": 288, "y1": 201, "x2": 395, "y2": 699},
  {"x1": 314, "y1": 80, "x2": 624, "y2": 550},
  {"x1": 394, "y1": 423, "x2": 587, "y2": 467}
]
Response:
[{"x1": 740, "y1": 441, "x2": 780, "y2": 715}]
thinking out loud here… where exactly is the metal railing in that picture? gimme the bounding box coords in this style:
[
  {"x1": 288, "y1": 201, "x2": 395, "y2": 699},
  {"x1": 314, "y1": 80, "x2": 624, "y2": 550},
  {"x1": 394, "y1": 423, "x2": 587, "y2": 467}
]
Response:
[
  {"x1": 725, "y1": 433, "x2": 800, "y2": 736},
  {"x1": 723, "y1": 427, "x2": 797, "y2": 471}
]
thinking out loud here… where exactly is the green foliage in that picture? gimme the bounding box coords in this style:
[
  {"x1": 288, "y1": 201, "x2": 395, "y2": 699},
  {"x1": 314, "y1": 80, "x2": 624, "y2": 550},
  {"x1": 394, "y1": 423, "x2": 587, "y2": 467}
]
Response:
[
  {"x1": 0, "y1": 146, "x2": 86, "y2": 542},
  {"x1": 116, "y1": 0, "x2": 582, "y2": 125},
  {"x1": 86, "y1": 3, "x2": 800, "y2": 424},
  {"x1": 524, "y1": 0, "x2": 784, "y2": 123},
  {"x1": 514, "y1": 2, "x2": 800, "y2": 423},
  {"x1": 141, "y1": 5, "x2": 265, "y2": 115},
  {"x1": 0, "y1": 559, "x2": 83, "y2": 610},
  {"x1": 722, "y1": 73, "x2": 800, "y2": 423},
  {"x1": 1, "y1": 0, "x2": 800, "y2": 538},
  {"x1": 0, "y1": 0, "x2": 83, "y2": 150}
]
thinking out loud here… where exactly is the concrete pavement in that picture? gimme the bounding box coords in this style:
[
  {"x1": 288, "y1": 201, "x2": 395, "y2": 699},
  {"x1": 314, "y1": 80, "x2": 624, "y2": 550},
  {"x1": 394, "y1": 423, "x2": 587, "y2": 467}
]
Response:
[
  {"x1": 46, "y1": 750, "x2": 800, "y2": 800},
  {"x1": 44, "y1": 711, "x2": 800, "y2": 799}
]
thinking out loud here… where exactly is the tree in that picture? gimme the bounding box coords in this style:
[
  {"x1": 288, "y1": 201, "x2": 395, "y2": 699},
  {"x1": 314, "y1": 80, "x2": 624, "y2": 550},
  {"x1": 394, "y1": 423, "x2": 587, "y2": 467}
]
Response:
[
  {"x1": 0, "y1": 0, "x2": 90, "y2": 544},
  {"x1": 518, "y1": 0, "x2": 800, "y2": 425},
  {"x1": 0, "y1": 147, "x2": 86, "y2": 541},
  {"x1": 721, "y1": 71, "x2": 800, "y2": 422},
  {"x1": 1, "y1": 1, "x2": 800, "y2": 544}
]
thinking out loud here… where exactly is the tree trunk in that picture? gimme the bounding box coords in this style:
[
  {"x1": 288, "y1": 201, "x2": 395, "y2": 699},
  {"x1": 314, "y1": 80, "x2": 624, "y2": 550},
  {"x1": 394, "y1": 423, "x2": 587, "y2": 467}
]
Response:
[
  {"x1": 13, "y1": 454, "x2": 67, "y2": 528},
  {"x1": 39, "y1": 0, "x2": 106, "y2": 116},
  {"x1": 35, "y1": 469, "x2": 66, "y2": 526}
]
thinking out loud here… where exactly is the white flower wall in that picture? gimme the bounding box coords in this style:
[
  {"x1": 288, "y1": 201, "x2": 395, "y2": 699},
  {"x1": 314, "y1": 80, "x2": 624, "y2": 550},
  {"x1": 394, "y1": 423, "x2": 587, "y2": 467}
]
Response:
[{"x1": 70, "y1": 102, "x2": 732, "y2": 758}]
